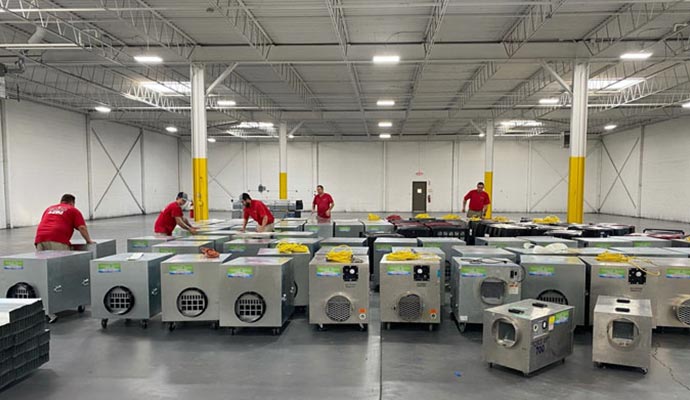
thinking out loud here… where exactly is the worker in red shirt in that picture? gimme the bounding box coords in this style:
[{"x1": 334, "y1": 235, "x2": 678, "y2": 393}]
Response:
[
  {"x1": 240, "y1": 193, "x2": 275, "y2": 232},
  {"x1": 154, "y1": 192, "x2": 198, "y2": 236},
  {"x1": 34, "y1": 194, "x2": 95, "y2": 251},
  {"x1": 312, "y1": 185, "x2": 334, "y2": 221},
  {"x1": 462, "y1": 182, "x2": 491, "y2": 218}
]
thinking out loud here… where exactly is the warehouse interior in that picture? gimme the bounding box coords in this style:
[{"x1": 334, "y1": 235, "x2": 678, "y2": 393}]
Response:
[{"x1": 1, "y1": 1, "x2": 690, "y2": 399}]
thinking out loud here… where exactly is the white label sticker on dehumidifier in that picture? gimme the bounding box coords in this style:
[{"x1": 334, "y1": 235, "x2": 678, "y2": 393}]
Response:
[{"x1": 508, "y1": 283, "x2": 519, "y2": 295}]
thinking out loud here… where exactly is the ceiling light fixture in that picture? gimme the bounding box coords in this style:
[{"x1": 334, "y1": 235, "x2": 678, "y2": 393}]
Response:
[
  {"x1": 372, "y1": 55, "x2": 400, "y2": 64},
  {"x1": 288, "y1": 134, "x2": 295, "y2": 139},
  {"x1": 378, "y1": 121, "x2": 393, "y2": 128},
  {"x1": 539, "y1": 98, "x2": 560, "y2": 105},
  {"x1": 604, "y1": 124, "x2": 617, "y2": 131},
  {"x1": 682, "y1": 101, "x2": 690, "y2": 109},
  {"x1": 379, "y1": 133, "x2": 391, "y2": 139},
  {"x1": 377, "y1": 99, "x2": 395, "y2": 107},
  {"x1": 134, "y1": 55, "x2": 163, "y2": 64},
  {"x1": 620, "y1": 51, "x2": 652, "y2": 60},
  {"x1": 216, "y1": 100, "x2": 236, "y2": 107},
  {"x1": 94, "y1": 106, "x2": 111, "y2": 113},
  {"x1": 588, "y1": 78, "x2": 644, "y2": 91},
  {"x1": 207, "y1": 137, "x2": 216, "y2": 143},
  {"x1": 165, "y1": 126, "x2": 178, "y2": 133},
  {"x1": 500, "y1": 120, "x2": 542, "y2": 128}
]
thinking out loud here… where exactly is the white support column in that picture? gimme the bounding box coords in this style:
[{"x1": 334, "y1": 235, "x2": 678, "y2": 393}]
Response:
[
  {"x1": 567, "y1": 61, "x2": 590, "y2": 223},
  {"x1": 0, "y1": 100, "x2": 11, "y2": 228},
  {"x1": 191, "y1": 63, "x2": 209, "y2": 221},
  {"x1": 279, "y1": 122, "x2": 287, "y2": 199},
  {"x1": 484, "y1": 119, "x2": 494, "y2": 218},
  {"x1": 85, "y1": 114, "x2": 94, "y2": 220}
]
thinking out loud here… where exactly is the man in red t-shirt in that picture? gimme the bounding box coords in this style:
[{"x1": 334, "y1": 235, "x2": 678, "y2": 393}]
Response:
[
  {"x1": 34, "y1": 194, "x2": 95, "y2": 251},
  {"x1": 462, "y1": 182, "x2": 491, "y2": 218},
  {"x1": 240, "y1": 193, "x2": 275, "y2": 232},
  {"x1": 154, "y1": 192, "x2": 198, "y2": 236},
  {"x1": 312, "y1": 185, "x2": 334, "y2": 220}
]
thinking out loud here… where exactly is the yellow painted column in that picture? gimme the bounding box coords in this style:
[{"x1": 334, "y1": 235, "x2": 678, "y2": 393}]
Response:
[
  {"x1": 567, "y1": 61, "x2": 589, "y2": 223},
  {"x1": 484, "y1": 119, "x2": 494, "y2": 219},
  {"x1": 190, "y1": 63, "x2": 209, "y2": 221},
  {"x1": 279, "y1": 122, "x2": 288, "y2": 200}
]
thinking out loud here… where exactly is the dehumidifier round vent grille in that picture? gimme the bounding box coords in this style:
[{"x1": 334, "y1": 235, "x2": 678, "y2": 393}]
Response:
[
  {"x1": 7, "y1": 283, "x2": 37, "y2": 299},
  {"x1": 326, "y1": 295, "x2": 352, "y2": 322},
  {"x1": 398, "y1": 294, "x2": 422, "y2": 322},
  {"x1": 177, "y1": 288, "x2": 208, "y2": 318},
  {"x1": 676, "y1": 299, "x2": 690, "y2": 326},
  {"x1": 104, "y1": 286, "x2": 134, "y2": 315},
  {"x1": 235, "y1": 292, "x2": 266, "y2": 323},
  {"x1": 538, "y1": 290, "x2": 568, "y2": 305}
]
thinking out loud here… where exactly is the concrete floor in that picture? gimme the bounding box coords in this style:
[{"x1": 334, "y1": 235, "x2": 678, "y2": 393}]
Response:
[{"x1": 1, "y1": 212, "x2": 690, "y2": 399}]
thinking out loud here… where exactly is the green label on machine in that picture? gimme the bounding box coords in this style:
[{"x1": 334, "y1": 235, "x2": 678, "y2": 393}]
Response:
[
  {"x1": 633, "y1": 242, "x2": 652, "y2": 248},
  {"x1": 461, "y1": 267, "x2": 486, "y2": 278},
  {"x1": 306, "y1": 226, "x2": 319, "y2": 232},
  {"x1": 666, "y1": 268, "x2": 690, "y2": 279},
  {"x1": 316, "y1": 266, "x2": 341, "y2": 277},
  {"x1": 593, "y1": 243, "x2": 612, "y2": 248},
  {"x1": 387, "y1": 265, "x2": 412, "y2": 276},
  {"x1": 375, "y1": 244, "x2": 392, "y2": 251},
  {"x1": 528, "y1": 266, "x2": 555, "y2": 277},
  {"x1": 554, "y1": 310, "x2": 570, "y2": 325},
  {"x1": 3, "y1": 260, "x2": 24, "y2": 270},
  {"x1": 368, "y1": 227, "x2": 382, "y2": 232},
  {"x1": 169, "y1": 264, "x2": 194, "y2": 276},
  {"x1": 98, "y1": 263, "x2": 121, "y2": 273},
  {"x1": 337, "y1": 226, "x2": 352, "y2": 232},
  {"x1": 130, "y1": 240, "x2": 149, "y2": 249},
  {"x1": 598, "y1": 267, "x2": 626, "y2": 279},
  {"x1": 157, "y1": 248, "x2": 176, "y2": 253},
  {"x1": 227, "y1": 267, "x2": 253, "y2": 278},
  {"x1": 226, "y1": 245, "x2": 246, "y2": 252}
]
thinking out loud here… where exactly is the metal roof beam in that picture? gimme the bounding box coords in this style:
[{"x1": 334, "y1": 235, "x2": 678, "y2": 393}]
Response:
[
  {"x1": 324, "y1": 0, "x2": 369, "y2": 136},
  {"x1": 98, "y1": 0, "x2": 197, "y2": 59},
  {"x1": 502, "y1": 0, "x2": 569, "y2": 58},
  {"x1": 206, "y1": 65, "x2": 282, "y2": 120},
  {"x1": 582, "y1": 1, "x2": 683, "y2": 56}
]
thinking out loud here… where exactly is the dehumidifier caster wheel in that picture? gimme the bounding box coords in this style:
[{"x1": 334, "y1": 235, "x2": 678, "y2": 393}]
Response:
[
  {"x1": 101, "y1": 319, "x2": 108, "y2": 329},
  {"x1": 595, "y1": 363, "x2": 605, "y2": 369},
  {"x1": 641, "y1": 368, "x2": 649, "y2": 375},
  {"x1": 359, "y1": 324, "x2": 367, "y2": 332},
  {"x1": 211, "y1": 321, "x2": 219, "y2": 330},
  {"x1": 77, "y1": 305, "x2": 86, "y2": 313},
  {"x1": 457, "y1": 323, "x2": 467, "y2": 333},
  {"x1": 230, "y1": 328, "x2": 236, "y2": 336},
  {"x1": 47, "y1": 314, "x2": 58, "y2": 324},
  {"x1": 140, "y1": 320, "x2": 148, "y2": 329},
  {"x1": 317, "y1": 324, "x2": 325, "y2": 332},
  {"x1": 488, "y1": 363, "x2": 493, "y2": 369},
  {"x1": 428, "y1": 324, "x2": 434, "y2": 332},
  {"x1": 167, "y1": 322, "x2": 176, "y2": 332},
  {"x1": 385, "y1": 323, "x2": 391, "y2": 331},
  {"x1": 272, "y1": 328, "x2": 280, "y2": 336},
  {"x1": 523, "y1": 372, "x2": 531, "y2": 378}
]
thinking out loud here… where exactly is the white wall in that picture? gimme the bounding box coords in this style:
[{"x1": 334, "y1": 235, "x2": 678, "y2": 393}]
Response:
[
  {"x1": 600, "y1": 118, "x2": 690, "y2": 222},
  {"x1": 0, "y1": 99, "x2": 179, "y2": 227},
  {"x1": 180, "y1": 138, "x2": 602, "y2": 214}
]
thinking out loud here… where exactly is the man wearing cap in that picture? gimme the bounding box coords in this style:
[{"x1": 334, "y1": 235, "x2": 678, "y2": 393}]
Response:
[
  {"x1": 240, "y1": 193, "x2": 275, "y2": 233},
  {"x1": 154, "y1": 192, "x2": 198, "y2": 236}
]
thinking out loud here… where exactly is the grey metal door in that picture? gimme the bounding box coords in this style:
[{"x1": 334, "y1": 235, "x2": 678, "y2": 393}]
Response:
[{"x1": 412, "y1": 181, "x2": 427, "y2": 213}]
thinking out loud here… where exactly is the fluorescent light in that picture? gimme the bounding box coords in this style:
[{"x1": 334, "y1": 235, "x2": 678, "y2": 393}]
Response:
[
  {"x1": 588, "y1": 78, "x2": 644, "y2": 91},
  {"x1": 682, "y1": 102, "x2": 690, "y2": 109},
  {"x1": 373, "y1": 55, "x2": 400, "y2": 64},
  {"x1": 377, "y1": 99, "x2": 395, "y2": 107},
  {"x1": 378, "y1": 121, "x2": 393, "y2": 128},
  {"x1": 288, "y1": 134, "x2": 295, "y2": 139},
  {"x1": 134, "y1": 55, "x2": 163, "y2": 64},
  {"x1": 207, "y1": 137, "x2": 216, "y2": 143},
  {"x1": 94, "y1": 106, "x2": 111, "y2": 113},
  {"x1": 620, "y1": 52, "x2": 652, "y2": 60},
  {"x1": 216, "y1": 100, "x2": 236, "y2": 107},
  {"x1": 539, "y1": 98, "x2": 560, "y2": 105},
  {"x1": 140, "y1": 81, "x2": 191, "y2": 94},
  {"x1": 379, "y1": 133, "x2": 391, "y2": 139},
  {"x1": 478, "y1": 133, "x2": 485, "y2": 138},
  {"x1": 604, "y1": 124, "x2": 617, "y2": 131},
  {"x1": 500, "y1": 120, "x2": 542, "y2": 128},
  {"x1": 165, "y1": 126, "x2": 178, "y2": 133},
  {"x1": 237, "y1": 122, "x2": 273, "y2": 129}
]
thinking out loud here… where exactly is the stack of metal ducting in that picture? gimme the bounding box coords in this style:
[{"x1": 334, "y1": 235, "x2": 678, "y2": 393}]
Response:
[{"x1": 0, "y1": 299, "x2": 49, "y2": 390}]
